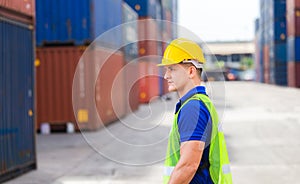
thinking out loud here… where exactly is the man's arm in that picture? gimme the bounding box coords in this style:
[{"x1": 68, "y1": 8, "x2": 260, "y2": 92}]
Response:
[{"x1": 168, "y1": 140, "x2": 205, "y2": 184}]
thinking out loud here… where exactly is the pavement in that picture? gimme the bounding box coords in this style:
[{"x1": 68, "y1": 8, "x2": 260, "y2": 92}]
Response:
[{"x1": 5, "y1": 82, "x2": 300, "y2": 184}]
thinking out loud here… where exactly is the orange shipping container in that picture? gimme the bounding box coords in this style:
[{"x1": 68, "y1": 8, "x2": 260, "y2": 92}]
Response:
[
  {"x1": 124, "y1": 62, "x2": 140, "y2": 113},
  {"x1": 138, "y1": 18, "x2": 159, "y2": 56},
  {"x1": 263, "y1": 45, "x2": 270, "y2": 83},
  {"x1": 36, "y1": 46, "x2": 127, "y2": 132},
  {"x1": 287, "y1": 0, "x2": 300, "y2": 11},
  {"x1": 288, "y1": 61, "x2": 300, "y2": 87},
  {"x1": 0, "y1": 0, "x2": 35, "y2": 17},
  {"x1": 36, "y1": 46, "x2": 85, "y2": 131},
  {"x1": 74, "y1": 47, "x2": 126, "y2": 131},
  {"x1": 287, "y1": 9, "x2": 300, "y2": 37},
  {"x1": 138, "y1": 61, "x2": 159, "y2": 103}
]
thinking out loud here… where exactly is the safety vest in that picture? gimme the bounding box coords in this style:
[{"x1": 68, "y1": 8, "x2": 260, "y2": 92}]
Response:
[{"x1": 163, "y1": 94, "x2": 232, "y2": 184}]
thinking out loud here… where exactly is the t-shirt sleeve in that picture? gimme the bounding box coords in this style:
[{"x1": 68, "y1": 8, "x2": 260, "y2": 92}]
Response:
[{"x1": 177, "y1": 100, "x2": 211, "y2": 143}]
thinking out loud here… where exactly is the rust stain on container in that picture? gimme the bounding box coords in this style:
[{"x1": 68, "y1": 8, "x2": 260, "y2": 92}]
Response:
[
  {"x1": 0, "y1": 0, "x2": 35, "y2": 17},
  {"x1": 288, "y1": 61, "x2": 300, "y2": 87},
  {"x1": 36, "y1": 46, "x2": 85, "y2": 130}
]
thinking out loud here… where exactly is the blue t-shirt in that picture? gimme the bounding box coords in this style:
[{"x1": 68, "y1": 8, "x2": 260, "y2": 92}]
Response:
[{"x1": 175, "y1": 86, "x2": 213, "y2": 184}]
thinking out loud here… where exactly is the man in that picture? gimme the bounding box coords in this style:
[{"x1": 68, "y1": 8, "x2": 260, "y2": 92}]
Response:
[{"x1": 158, "y1": 38, "x2": 232, "y2": 184}]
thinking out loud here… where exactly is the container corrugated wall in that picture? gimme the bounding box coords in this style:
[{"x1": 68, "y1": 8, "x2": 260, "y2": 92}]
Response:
[
  {"x1": 0, "y1": 17, "x2": 36, "y2": 182},
  {"x1": 75, "y1": 47, "x2": 126, "y2": 131},
  {"x1": 35, "y1": 46, "x2": 85, "y2": 131},
  {"x1": 122, "y1": 2, "x2": 138, "y2": 61},
  {"x1": 288, "y1": 62, "x2": 300, "y2": 87},
  {"x1": 124, "y1": 0, "x2": 161, "y2": 19},
  {"x1": 258, "y1": 0, "x2": 288, "y2": 86},
  {"x1": 0, "y1": 0, "x2": 35, "y2": 17},
  {"x1": 287, "y1": 0, "x2": 300, "y2": 87},
  {"x1": 36, "y1": 0, "x2": 122, "y2": 47}
]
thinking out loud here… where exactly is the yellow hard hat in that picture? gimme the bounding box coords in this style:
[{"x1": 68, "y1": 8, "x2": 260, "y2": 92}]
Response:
[{"x1": 158, "y1": 38, "x2": 206, "y2": 68}]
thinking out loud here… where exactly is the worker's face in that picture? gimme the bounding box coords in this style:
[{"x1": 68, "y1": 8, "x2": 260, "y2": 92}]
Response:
[{"x1": 164, "y1": 64, "x2": 190, "y2": 92}]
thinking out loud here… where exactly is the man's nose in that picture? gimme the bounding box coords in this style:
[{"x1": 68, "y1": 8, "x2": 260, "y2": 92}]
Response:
[{"x1": 164, "y1": 71, "x2": 168, "y2": 80}]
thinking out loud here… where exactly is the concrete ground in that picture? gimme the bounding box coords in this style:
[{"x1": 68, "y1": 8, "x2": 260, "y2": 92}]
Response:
[{"x1": 5, "y1": 82, "x2": 300, "y2": 184}]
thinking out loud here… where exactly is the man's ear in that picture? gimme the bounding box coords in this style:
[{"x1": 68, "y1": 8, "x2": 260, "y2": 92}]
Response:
[{"x1": 188, "y1": 66, "x2": 197, "y2": 78}]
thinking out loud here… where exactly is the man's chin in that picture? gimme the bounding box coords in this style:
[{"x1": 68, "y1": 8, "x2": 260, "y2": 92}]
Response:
[{"x1": 168, "y1": 87, "x2": 177, "y2": 92}]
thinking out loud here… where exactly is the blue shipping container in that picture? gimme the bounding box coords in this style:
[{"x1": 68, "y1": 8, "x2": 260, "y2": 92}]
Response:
[
  {"x1": 274, "y1": 20, "x2": 286, "y2": 42},
  {"x1": 0, "y1": 17, "x2": 36, "y2": 182},
  {"x1": 36, "y1": 0, "x2": 123, "y2": 47},
  {"x1": 274, "y1": 43, "x2": 287, "y2": 62},
  {"x1": 274, "y1": 62, "x2": 287, "y2": 85},
  {"x1": 124, "y1": 0, "x2": 161, "y2": 19},
  {"x1": 287, "y1": 36, "x2": 300, "y2": 61},
  {"x1": 122, "y1": 2, "x2": 138, "y2": 61},
  {"x1": 274, "y1": 0, "x2": 286, "y2": 19}
]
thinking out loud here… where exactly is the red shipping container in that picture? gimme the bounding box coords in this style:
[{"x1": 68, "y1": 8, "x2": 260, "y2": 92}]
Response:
[
  {"x1": 36, "y1": 46, "x2": 85, "y2": 131},
  {"x1": 263, "y1": 45, "x2": 270, "y2": 83},
  {"x1": 37, "y1": 46, "x2": 126, "y2": 131},
  {"x1": 288, "y1": 61, "x2": 300, "y2": 87},
  {"x1": 74, "y1": 47, "x2": 126, "y2": 131},
  {"x1": 287, "y1": 9, "x2": 300, "y2": 36},
  {"x1": 287, "y1": 0, "x2": 300, "y2": 11},
  {"x1": 138, "y1": 61, "x2": 160, "y2": 103},
  {"x1": 123, "y1": 62, "x2": 140, "y2": 113},
  {"x1": 138, "y1": 18, "x2": 159, "y2": 56},
  {"x1": 95, "y1": 50, "x2": 126, "y2": 126},
  {"x1": 0, "y1": 0, "x2": 35, "y2": 17}
]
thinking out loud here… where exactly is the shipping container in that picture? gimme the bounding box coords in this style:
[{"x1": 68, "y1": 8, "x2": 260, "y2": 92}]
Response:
[
  {"x1": 274, "y1": 20, "x2": 287, "y2": 42},
  {"x1": 263, "y1": 45, "x2": 271, "y2": 83},
  {"x1": 36, "y1": 0, "x2": 122, "y2": 47},
  {"x1": 74, "y1": 47, "x2": 126, "y2": 131},
  {"x1": 123, "y1": 62, "x2": 140, "y2": 113},
  {"x1": 287, "y1": 0, "x2": 300, "y2": 10},
  {"x1": 122, "y1": 2, "x2": 138, "y2": 62},
  {"x1": 124, "y1": 0, "x2": 162, "y2": 19},
  {"x1": 138, "y1": 18, "x2": 159, "y2": 57},
  {"x1": 0, "y1": 17, "x2": 36, "y2": 182},
  {"x1": 287, "y1": 9, "x2": 300, "y2": 36},
  {"x1": 288, "y1": 61, "x2": 300, "y2": 87},
  {"x1": 0, "y1": 0, "x2": 35, "y2": 17},
  {"x1": 274, "y1": 0, "x2": 287, "y2": 19},
  {"x1": 95, "y1": 50, "x2": 126, "y2": 126},
  {"x1": 35, "y1": 46, "x2": 85, "y2": 131},
  {"x1": 273, "y1": 62, "x2": 288, "y2": 85},
  {"x1": 138, "y1": 61, "x2": 159, "y2": 103},
  {"x1": 287, "y1": 36, "x2": 300, "y2": 61},
  {"x1": 274, "y1": 42, "x2": 287, "y2": 62}
]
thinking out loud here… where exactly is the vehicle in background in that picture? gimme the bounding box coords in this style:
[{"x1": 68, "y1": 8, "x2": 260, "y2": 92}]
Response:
[{"x1": 238, "y1": 69, "x2": 256, "y2": 81}]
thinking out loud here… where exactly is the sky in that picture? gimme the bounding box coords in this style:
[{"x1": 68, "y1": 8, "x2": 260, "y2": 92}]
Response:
[{"x1": 178, "y1": 0, "x2": 260, "y2": 42}]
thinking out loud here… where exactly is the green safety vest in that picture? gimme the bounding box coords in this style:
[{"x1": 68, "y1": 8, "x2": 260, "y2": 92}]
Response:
[{"x1": 163, "y1": 94, "x2": 232, "y2": 184}]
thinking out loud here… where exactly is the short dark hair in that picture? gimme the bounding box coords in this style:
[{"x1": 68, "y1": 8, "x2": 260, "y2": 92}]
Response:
[{"x1": 180, "y1": 63, "x2": 203, "y2": 79}]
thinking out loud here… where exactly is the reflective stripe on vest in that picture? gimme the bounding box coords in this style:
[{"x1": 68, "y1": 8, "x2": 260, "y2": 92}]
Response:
[{"x1": 163, "y1": 94, "x2": 233, "y2": 184}]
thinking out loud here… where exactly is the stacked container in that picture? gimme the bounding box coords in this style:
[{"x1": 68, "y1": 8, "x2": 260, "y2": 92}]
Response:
[
  {"x1": 122, "y1": 2, "x2": 140, "y2": 112},
  {"x1": 255, "y1": 18, "x2": 264, "y2": 82},
  {"x1": 35, "y1": 0, "x2": 127, "y2": 131},
  {"x1": 287, "y1": 0, "x2": 300, "y2": 87},
  {"x1": 36, "y1": 0, "x2": 122, "y2": 48},
  {"x1": 124, "y1": 0, "x2": 162, "y2": 103},
  {"x1": 0, "y1": 0, "x2": 36, "y2": 182},
  {"x1": 258, "y1": 0, "x2": 288, "y2": 85},
  {"x1": 125, "y1": 0, "x2": 178, "y2": 102}
]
